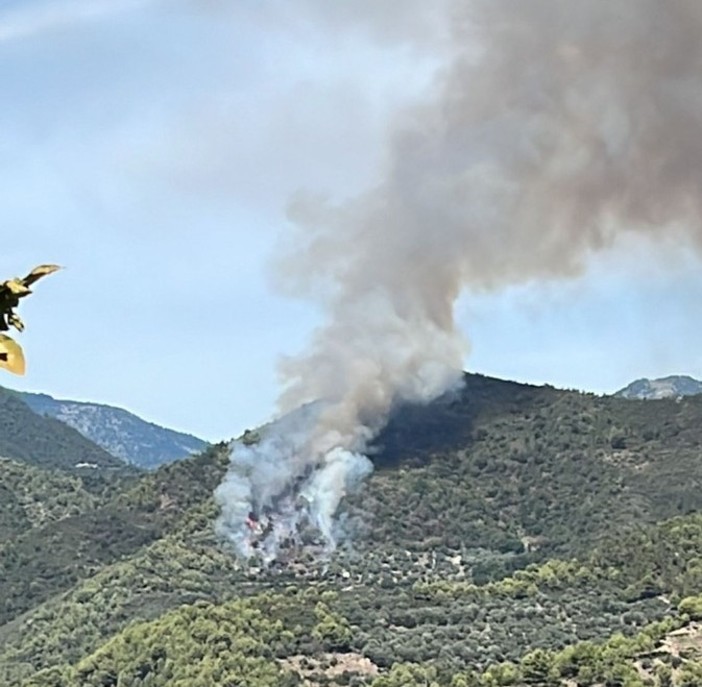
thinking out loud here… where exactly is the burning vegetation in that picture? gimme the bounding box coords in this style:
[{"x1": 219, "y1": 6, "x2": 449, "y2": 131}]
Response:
[{"x1": 215, "y1": 0, "x2": 702, "y2": 564}]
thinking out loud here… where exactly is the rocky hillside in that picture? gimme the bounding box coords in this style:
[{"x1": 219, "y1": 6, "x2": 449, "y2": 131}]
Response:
[
  {"x1": 17, "y1": 390, "x2": 209, "y2": 469},
  {"x1": 615, "y1": 375, "x2": 702, "y2": 400},
  {"x1": 0, "y1": 387, "x2": 124, "y2": 471}
]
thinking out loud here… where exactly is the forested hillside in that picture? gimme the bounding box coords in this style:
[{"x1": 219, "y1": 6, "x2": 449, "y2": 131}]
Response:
[
  {"x1": 3, "y1": 373, "x2": 702, "y2": 686},
  {"x1": 0, "y1": 458, "x2": 98, "y2": 544}
]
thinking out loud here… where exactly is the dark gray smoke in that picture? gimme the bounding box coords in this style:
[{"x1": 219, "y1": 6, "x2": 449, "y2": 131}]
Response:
[{"x1": 216, "y1": 0, "x2": 702, "y2": 560}]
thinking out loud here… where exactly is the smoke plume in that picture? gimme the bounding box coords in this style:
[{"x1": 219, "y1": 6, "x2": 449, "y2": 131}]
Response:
[{"x1": 216, "y1": 0, "x2": 702, "y2": 560}]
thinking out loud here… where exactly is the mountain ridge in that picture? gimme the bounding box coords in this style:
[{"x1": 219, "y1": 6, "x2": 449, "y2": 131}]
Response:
[
  {"x1": 0, "y1": 386, "x2": 124, "y2": 472},
  {"x1": 615, "y1": 374, "x2": 702, "y2": 400},
  {"x1": 16, "y1": 390, "x2": 209, "y2": 470}
]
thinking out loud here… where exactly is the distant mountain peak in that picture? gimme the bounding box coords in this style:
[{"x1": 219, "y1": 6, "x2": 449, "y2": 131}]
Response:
[
  {"x1": 615, "y1": 375, "x2": 702, "y2": 400},
  {"x1": 17, "y1": 391, "x2": 209, "y2": 469}
]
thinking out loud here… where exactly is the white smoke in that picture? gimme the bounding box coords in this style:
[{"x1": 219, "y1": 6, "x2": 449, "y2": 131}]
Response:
[
  {"x1": 215, "y1": 402, "x2": 378, "y2": 561},
  {"x1": 216, "y1": 0, "x2": 702, "y2": 561}
]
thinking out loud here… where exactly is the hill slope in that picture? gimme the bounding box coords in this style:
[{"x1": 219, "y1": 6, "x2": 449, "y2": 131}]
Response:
[
  {"x1": 17, "y1": 390, "x2": 209, "y2": 469},
  {"x1": 0, "y1": 458, "x2": 98, "y2": 544},
  {"x1": 4, "y1": 373, "x2": 702, "y2": 685},
  {"x1": 0, "y1": 444, "x2": 230, "y2": 628},
  {"x1": 360, "y1": 374, "x2": 702, "y2": 566},
  {"x1": 0, "y1": 387, "x2": 124, "y2": 471}
]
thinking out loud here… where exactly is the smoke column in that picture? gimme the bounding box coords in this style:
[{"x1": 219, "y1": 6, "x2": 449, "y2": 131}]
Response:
[{"x1": 216, "y1": 0, "x2": 702, "y2": 560}]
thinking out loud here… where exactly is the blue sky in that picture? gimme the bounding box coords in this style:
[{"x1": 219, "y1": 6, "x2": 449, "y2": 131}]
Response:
[{"x1": 2, "y1": 0, "x2": 701, "y2": 442}]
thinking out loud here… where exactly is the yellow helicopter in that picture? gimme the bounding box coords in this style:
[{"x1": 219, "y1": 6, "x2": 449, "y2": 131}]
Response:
[{"x1": 0, "y1": 264, "x2": 61, "y2": 375}]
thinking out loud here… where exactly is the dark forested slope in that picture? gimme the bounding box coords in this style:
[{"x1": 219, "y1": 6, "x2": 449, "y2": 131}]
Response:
[{"x1": 361, "y1": 374, "x2": 702, "y2": 563}]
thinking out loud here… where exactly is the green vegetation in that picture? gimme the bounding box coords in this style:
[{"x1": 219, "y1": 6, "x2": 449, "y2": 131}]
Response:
[
  {"x1": 10, "y1": 587, "x2": 702, "y2": 686},
  {"x1": 0, "y1": 386, "x2": 124, "y2": 470},
  {"x1": 362, "y1": 376, "x2": 702, "y2": 564},
  {"x1": 0, "y1": 458, "x2": 98, "y2": 542},
  {"x1": 0, "y1": 444, "x2": 229, "y2": 627},
  {"x1": 3, "y1": 373, "x2": 702, "y2": 685},
  {"x1": 25, "y1": 598, "x2": 296, "y2": 687}
]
